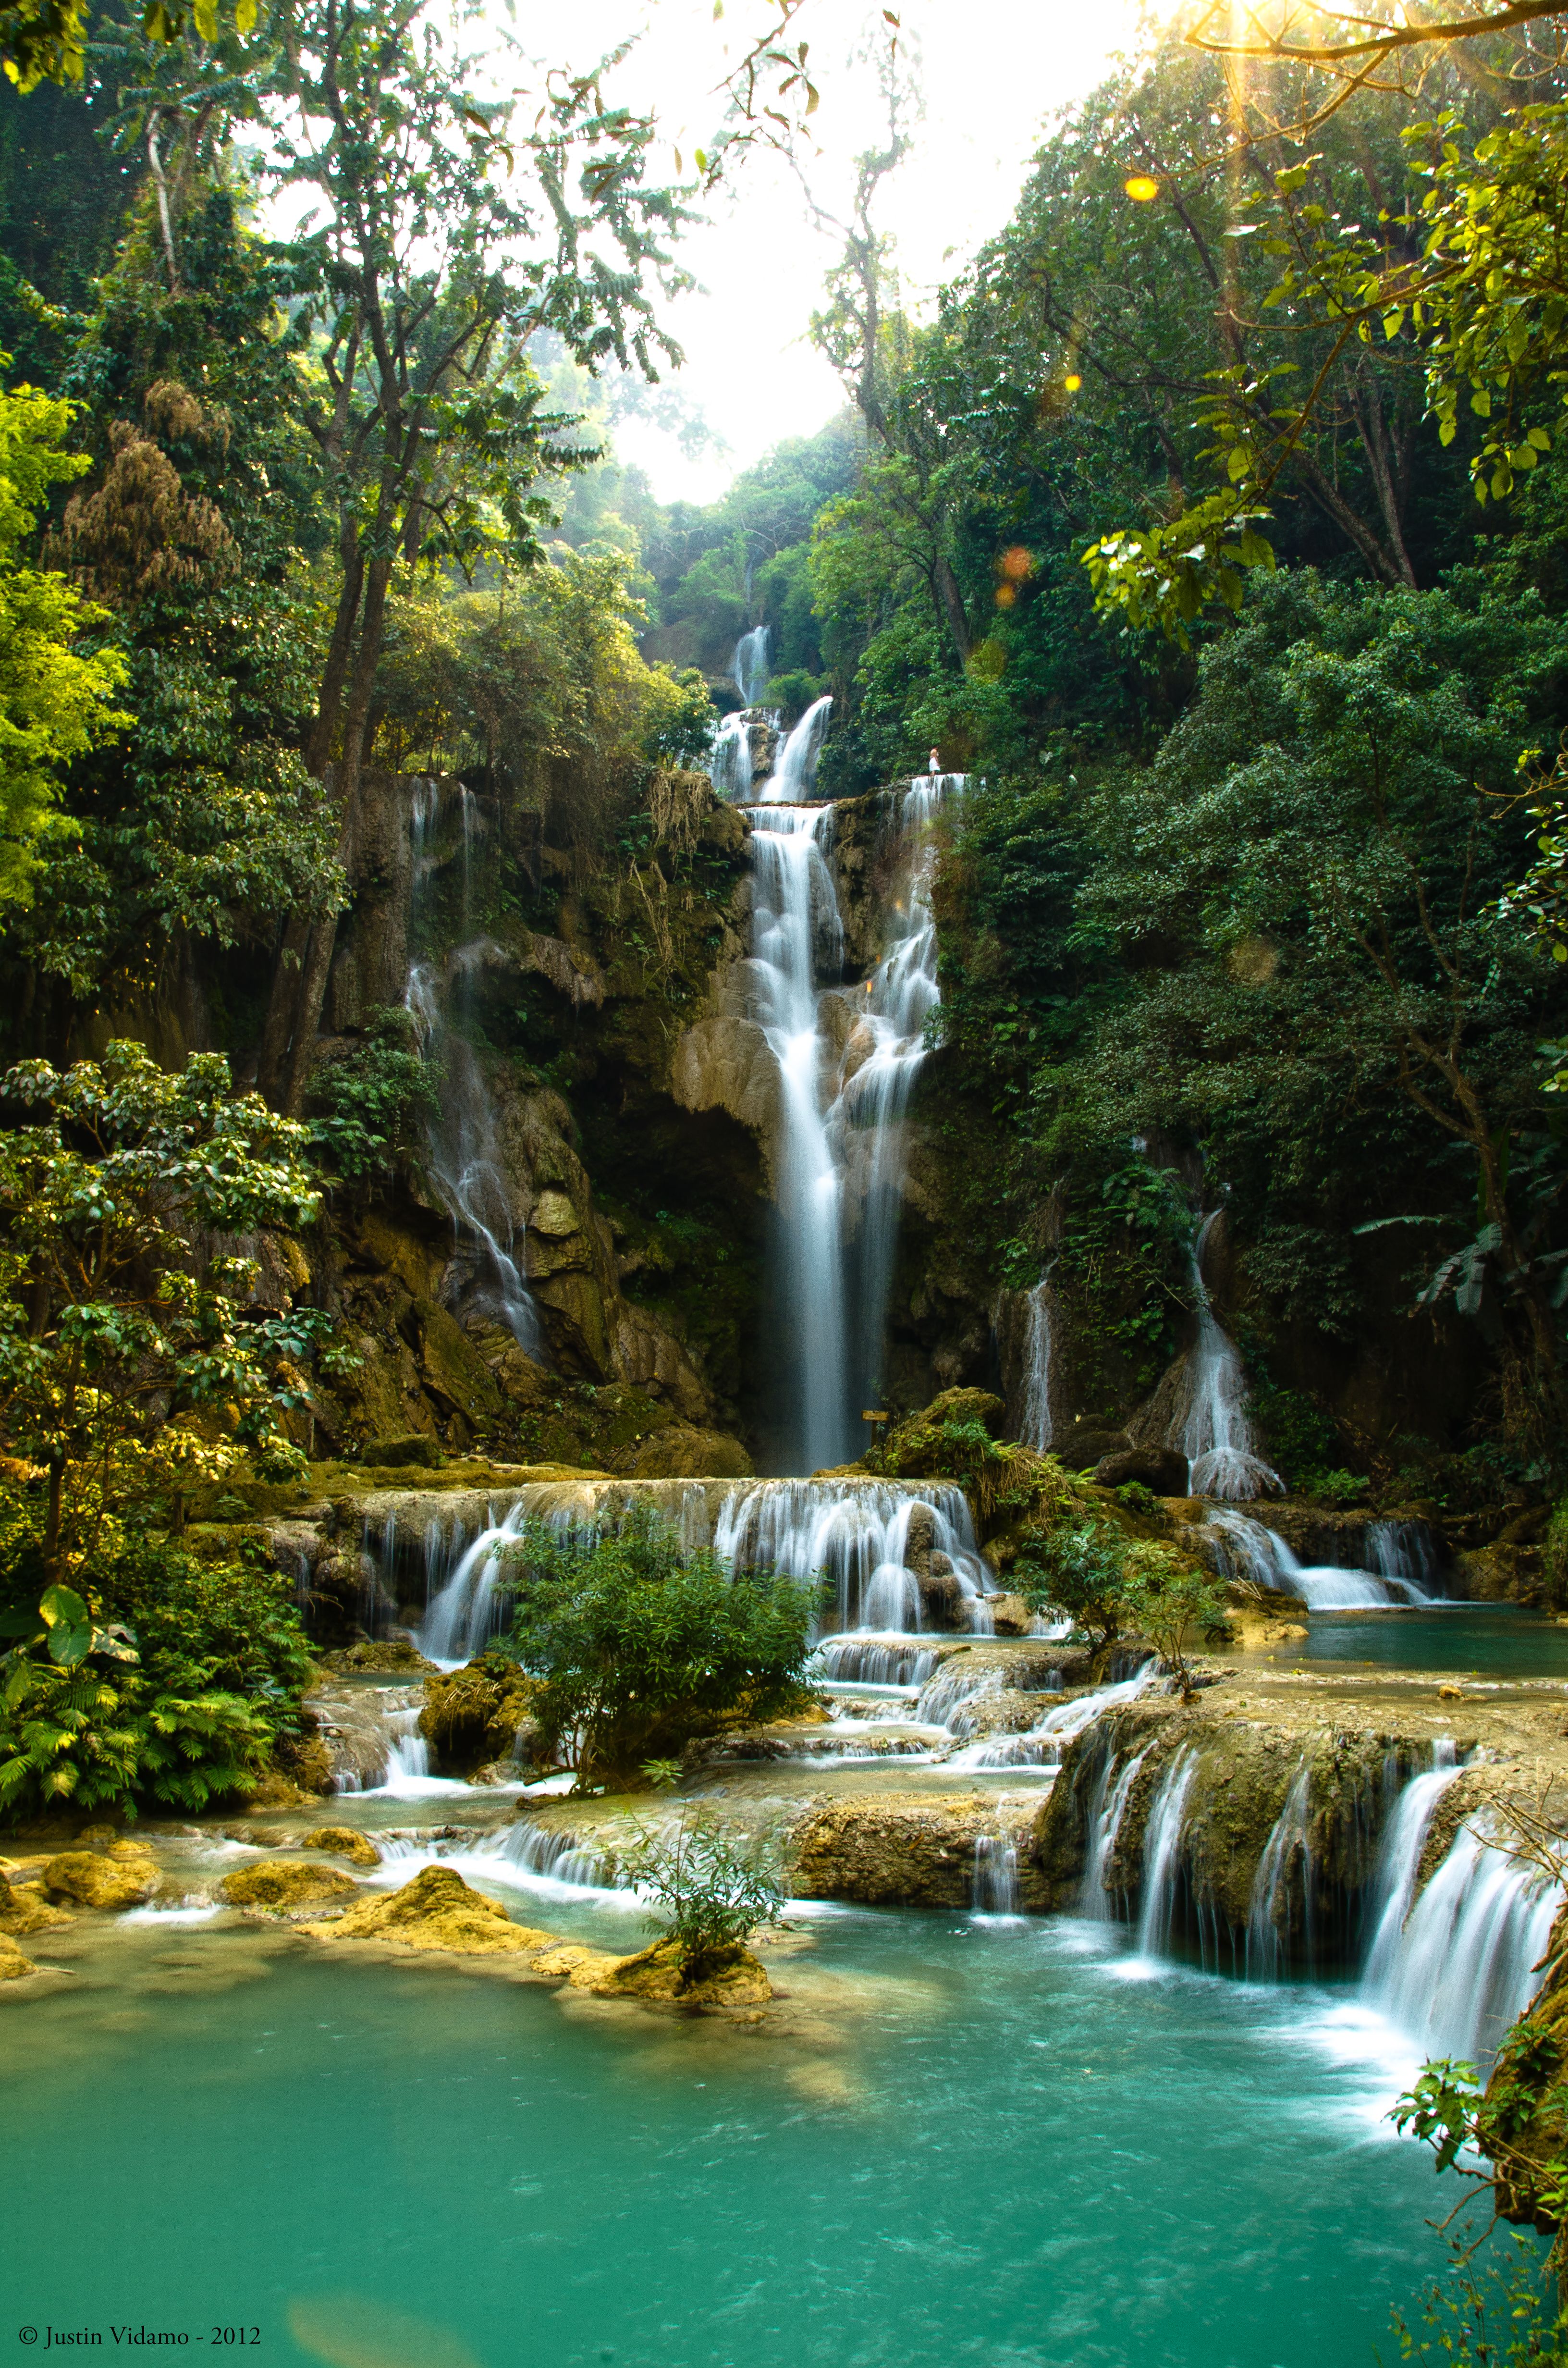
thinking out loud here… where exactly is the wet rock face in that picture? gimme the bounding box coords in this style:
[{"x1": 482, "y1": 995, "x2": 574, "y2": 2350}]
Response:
[
  {"x1": 0, "y1": 1932, "x2": 38, "y2": 1979},
  {"x1": 1480, "y1": 1902, "x2": 1568, "y2": 2234},
  {"x1": 298, "y1": 1826, "x2": 382, "y2": 1869},
  {"x1": 0, "y1": 1871, "x2": 71, "y2": 1935},
  {"x1": 791, "y1": 1792, "x2": 1035, "y2": 1912},
  {"x1": 419, "y1": 1661, "x2": 539, "y2": 1775},
  {"x1": 1094, "y1": 1447, "x2": 1188, "y2": 1496}
]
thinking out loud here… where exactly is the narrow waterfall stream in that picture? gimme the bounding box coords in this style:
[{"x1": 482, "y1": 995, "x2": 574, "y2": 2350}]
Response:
[
  {"x1": 1164, "y1": 1208, "x2": 1280, "y2": 1497},
  {"x1": 740, "y1": 766, "x2": 966, "y2": 1470}
]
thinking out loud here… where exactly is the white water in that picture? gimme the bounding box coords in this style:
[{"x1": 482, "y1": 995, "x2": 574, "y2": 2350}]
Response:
[
  {"x1": 712, "y1": 1477, "x2": 992, "y2": 1636},
  {"x1": 1204, "y1": 1508, "x2": 1452, "y2": 1611},
  {"x1": 1371, "y1": 1817, "x2": 1557, "y2": 2062},
  {"x1": 744, "y1": 775, "x2": 966, "y2": 1468},
  {"x1": 1080, "y1": 1745, "x2": 1149, "y2": 1920},
  {"x1": 1135, "y1": 1749, "x2": 1199, "y2": 1957},
  {"x1": 947, "y1": 1662, "x2": 1158, "y2": 1771},
  {"x1": 972, "y1": 1833, "x2": 1021, "y2": 1916},
  {"x1": 1166, "y1": 1211, "x2": 1280, "y2": 1499},
  {"x1": 756, "y1": 697, "x2": 833, "y2": 804},
  {"x1": 710, "y1": 712, "x2": 754, "y2": 802},
  {"x1": 335, "y1": 1700, "x2": 483, "y2": 1800},
  {"x1": 1360, "y1": 1746, "x2": 1463, "y2": 1992},
  {"x1": 1020, "y1": 1277, "x2": 1056, "y2": 1450},
  {"x1": 733, "y1": 626, "x2": 770, "y2": 707},
  {"x1": 1246, "y1": 1764, "x2": 1314, "y2": 1980},
  {"x1": 403, "y1": 965, "x2": 546, "y2": 1360}
]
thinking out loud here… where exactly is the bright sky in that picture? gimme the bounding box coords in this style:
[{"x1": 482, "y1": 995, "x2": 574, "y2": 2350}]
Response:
[{"x1": 562, "y1": 0, "x2": 1155, "y2": 502}]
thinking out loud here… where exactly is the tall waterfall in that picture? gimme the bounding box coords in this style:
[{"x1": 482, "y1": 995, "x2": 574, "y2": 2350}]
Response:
[
  {"x1": 733, "y1": 625, "x2": 770, "y2": 706},
  {"x1": 710, "y1": 712, "x2": 754, "y2": 802},
  {"x1": 1020, "y1": 1277, "x2": 1056, "y2": 1449},
  {"x1": 744, "y1": 773, "x2": 966, "y2": 1470},
  {"x1": 1167, "y1": 1210, "x2": 1280, "y2": 1499}
]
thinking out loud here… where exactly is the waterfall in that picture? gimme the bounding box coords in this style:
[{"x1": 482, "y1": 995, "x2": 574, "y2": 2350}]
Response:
[
  {"x1": 746, "y1": 805, "x2": 851, "y2": 1469},
  {"x1": 1203, "y1": 1508, "x2": 1453, "y2": 1610},
  {"x1": 733, "y1": 625, "x2": 770, "y2": 707},
  {"x1": 1167, "y1": 1211, "x2": 1280, "y2": 1500},
  {"x1": 744, "y1": 774, "x2": 966, "y2": 1468},
  {"x1": 1020, "y1": 1278, "x2": 1055, "y2": 1449},
  {"x1": 404, "y1": 964, "x2": 547, "y2": 1362},
  {"x1": 1367, "y1": 1813, "x2": 1558, "y2": 2062},
  {"x1": 1360, "y1": 1746, "x2": 1462, "y2": 1991},
  {"x1": 756, "y1": 696, "x2": 833, "y2": 804},
  {"x1": 1245, "y1": 1764, "x2": 1314, "y2": 1979},
  {"x1": 813, "y1": 1638, "x2": 938, "y2": 1688},
  {"x1": 1080, "y1": 1745, "x2": 1149, "y2": 1920},
  {"x1": 972, "y1": 1833, "x2": 1021, "y2": 1915},
  {"x1": 710, "y1": 711, "x2": 754, "y2": 802},
  {"x1": 829, "y1": 778, "x2": 956, "y2": 1412},
  {"x1": 712, "y1": 1477, "x2": 991, "y2": 1635},
  {"x1": 947, "y1": 1660, "x2": 1157, "y2": 1771},
  {"x1": 1136, "y1": 1749, "x2": 1199, "y2": 1956}
]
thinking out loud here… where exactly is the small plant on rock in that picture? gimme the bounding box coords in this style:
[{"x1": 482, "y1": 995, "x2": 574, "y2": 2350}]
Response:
[
  {"x1": 1119, "y1": 1544, "x2": 1229, "y2": 1700},
  {"x1": 1013, "y1": 1522, "x2": 1132, "y2": 1672},
  {"x1": 622, "y1": 1810, "x2": 786, "y2": 1975}
]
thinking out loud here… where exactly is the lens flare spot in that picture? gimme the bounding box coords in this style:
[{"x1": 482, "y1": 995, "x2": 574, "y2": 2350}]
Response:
[
  {"x1": 1124, "y1": 174, "x2": 1160, "y2": 202},
  {"x1": 1064, "y1": 371, "x2": 1082, "y2": 391}
]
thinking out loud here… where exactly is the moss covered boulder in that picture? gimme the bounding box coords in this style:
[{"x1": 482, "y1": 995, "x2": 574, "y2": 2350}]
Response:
[
  {"x1": 298, "y1": 1826, "x2": 381, "y2": 1870},
  {"x1": 0, "y1": 1871, "x2": 73, "y2": 1935},
  {"x1": 300, "y1": 1865, "x2": 553, "y2": 1957},
  {"x1": 419, "y1": 1656, "x2": 539, "y2": 1774},
  {"x1": 592, "y1": 1937, "x2": 772, "y2": 2006},
  {"x1": 1479, "y1": 1902, "x2": 1568, "y2": 2232},
  {"x1": 42, "y1": 1846, "x2": 159, "y2": 1911},
  {"x1": 0, "y1": 1932, "x2": 39, "y2": 1980},
  {"x1": 219, "y1": 1859, "x2": 361, "y2": 1912}
]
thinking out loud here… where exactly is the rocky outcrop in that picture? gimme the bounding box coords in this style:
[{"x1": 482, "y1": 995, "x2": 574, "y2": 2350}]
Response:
[
  {"x1": 594, "y1": 1937, "x2": 772, "y2": 2006},
  {"x1": 791, "y1": 1791, "x2": 1035, "y2": 1911},
  {"x1": 298, "y1": 1826, "x2": 382, "y2": 1869},
  {"x1": 419, "y1": 1659, "x2": 539, "y2": 1774},
  {"x1": 670, "y1": 1014, "x2": 783, "y2": 1194},
  {"x1": 300, "y1": 1865, "x2": 554, "y2": 1956},
  {"x1": 0, "y1": 1933, "x2": 38, "y2": 1979},
  {"x1": 0, "y1": 1870, "x2": 72, "y2": 1935},
  {"x1": 219, "y1": 1859, "x2": 361, "y2": 1912}
]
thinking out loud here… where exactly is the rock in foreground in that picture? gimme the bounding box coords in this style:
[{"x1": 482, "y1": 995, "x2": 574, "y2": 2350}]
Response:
[
  {"x1": 299, "y1": 1865, "x2": 554, "y2": 1956},
  {"x1": 43, "y1": 1846, "x2": 159, "y2": 1911},
  {"x1": 220, "y1": 1860, "x2": 361, "y2": 1912}
]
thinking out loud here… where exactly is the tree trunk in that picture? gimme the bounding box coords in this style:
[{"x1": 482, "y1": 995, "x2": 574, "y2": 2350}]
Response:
[{"x1": 933, "y1": 555, "x2": 972, "y2": 666}]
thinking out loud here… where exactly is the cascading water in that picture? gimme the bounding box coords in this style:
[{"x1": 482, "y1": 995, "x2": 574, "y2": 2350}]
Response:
[
  {"x1": 713, "y1": 1478, "x2": 991, "y2": 1635},
  {"x1": 710, "y1": 712, "x2": 754, "y2": 802},
  {"x1": 1019, "y1": 1276, "x2": 1056, "y2": 1450},
  {"x1": 1166, "y1": 1211, "x2": 1280, "y2": 1499},
  {"x1": 1080, "y1": 1744, "x2": 1149, "y2": 1919},
  {"x1": 948, "y1": 1661, "x2": 1158, "y2": 1771},
  {"x1": 756, "y1": 696, "x2": 833, "y2": 804},
  {"x1": 743, "y1": 773, "x2": 967, "y2": 1470},
  {"x1": 972, "y1": 1834, "x2": 1021, "y2": 1915},
  {"x1": 745, "y1": 804, "x2": 852, "y2": 1470},
  {"x1": 733, "y1": 625, "x2": 770, "y2": 707},
  {"x1": 1245, "y1": 1764, "x2": 1314, "y2": 1979},
  {"x1": 1135, "y1": 1749, "x2": 1199, "y2": 1957},
  {"x1": 1204, "y1": 1509, "x2": 1454, "y2": 1611},
  {"x1": 404, "y1": 963, "x2": 546, "y2": 1360}
]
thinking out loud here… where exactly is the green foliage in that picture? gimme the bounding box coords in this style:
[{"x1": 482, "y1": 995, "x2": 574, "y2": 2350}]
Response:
[
  {"x1": 306, "y1": 1007, "x2": 439, "y2": 1184},
  {"x1": 0, "y1": 374, "x2": 127, "y2": 906},
  {"x1": 621, "y1": 1810, "x2": 785, "y2": 1968},
  {"x1": 500, "y1": 1507, "x2": 814, "y2": 1787},
  {"x1": 0, "y1": 1041, "x2": 341, "y2": 1584},
  {"x1": 1114, "y1": 1480, "x2": 1158, "y2": 1516},
  {"x1": 0, "y1": 1657, "x2": 272, "y2": 1817},
  {"x1": 1117, "y1": 1542, "x2": 1229, "y2": 1696},
  {"x1": 1393, "y1": 2232, "x2": 1568, "y2": 2365},
  {"x1": 1014, "y1": 1522, "x2": 1132, "y2": 1662}
]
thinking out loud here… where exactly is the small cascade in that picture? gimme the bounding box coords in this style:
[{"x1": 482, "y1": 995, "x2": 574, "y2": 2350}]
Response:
[
  {"x1": 913, "y1": 1660, "x2": 1003, "y2": 1735},
  {"x1": 710, "y1": 711, "x2": 754, "y2": 802},
  {"x1": 490, "y1": 1820, "x2": 615, "y2": 1893},
  {"x1": 1245, "y1": 1764, "x2": 1314, "y2": 1979},
  {"x1": 416, "y1": 1499, "x2": 534, "y2": 1664},
  {"x1": 1019, "y1": 1277, "x2": 1056, "y2": 1450},
  {"x1": 1360, "y1": 1744, "x2": 1463, "y2": 1992},
  {"x1": 1080, "y1": 1744, "x2": 1149, "y2": 1920},
  {"x1": 1135, "y1": 1749, "x2": 1199, "y2": 1957},
  {"x1": 1204, "y1": 1509, "x2": 1451, "y2": 1612},
  {"x1": 733, "y1": 625, "x2": 770, "y2": 707},
  {"x1": 712, "y1": 1478, "x2": 992, "y2": 1636},
  {"x1": 1166, "y1": 1212, "x2": 1280, "y2": 1500},
  {"x1": 948, "y1": 1661, "x2": 1157, "y2": 1771},
  {"x1": 756, "y1": 696, "x2": 832, "y2": 804},
  {"x1": 971, "y1": 1833, "x2": 1021, "y2": 1916},
  {"x1": 812, "y1": 1637, "x2": 937, "y2": 1689},
  {"x1": 403, "y1": 962, "x2": 546, "y2": 1359},
  {"x1": 329, "y1": 1690, "x2": 477, "y2": 1799},
  {"x1": 1368, "y1": 1815, "x2": 1558, "y2": 2063}
]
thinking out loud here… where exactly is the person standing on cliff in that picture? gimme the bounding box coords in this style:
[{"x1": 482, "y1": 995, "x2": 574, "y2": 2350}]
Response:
[{"x1": 928, "y1": 748, "x2": 940, "y2": 774}]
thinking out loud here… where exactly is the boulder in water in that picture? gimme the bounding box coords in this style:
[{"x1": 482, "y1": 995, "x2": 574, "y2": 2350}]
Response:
[
  {"x1": 43, "y1": 1846, "x2": 159, "y2": 1911},
  {"x1": 1093, "y1": 1447, "x2": 1189, "y2": 1496},
  {"x1": 0, "y1": 1871, "x2": 72, "y2": 1935},
  {"x1": 419, "y1": 1658, "x2": 539, "y2": 1774},
  {"x1": 220, "y1": 1860, "x2": 360, "y2": 1912},
  {"x1": 299, "y1": 1865, "x2": 553, "y2": 1956},
  {"x1": 591, "y1": 1938, "x2": 772, "y2": 2007},
  {"x1": 0, "y1": 1932, "x2": 39, "y2": 1980},
  {"x1": 625, "y1": 1423, "x2": 753, "y2": 1480},
  {"x1": 298, "y1": 1826, "x2": 382, "y2": 1869}
]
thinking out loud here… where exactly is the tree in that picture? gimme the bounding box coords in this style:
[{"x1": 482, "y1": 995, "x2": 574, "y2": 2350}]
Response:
[
  {"x1": 620, "y1": 1811, "x2": 786, "y2": 1973},
  {"x1": 1015, "y1": 1521, "x2": 1134, "y2": 1670},
  {"x1": 0, "y1": 1038, "x2": 345, "y2": 1588},
  {"x1": 500, "y1": 1506, "x2": 813, "y2": 1788},
  {"x1": 0, "y1": 375, "x2": 127, "y2": 906},
  {"x1": 1117, "y1": 1542, "x2": 1229, "y2": 1700}
]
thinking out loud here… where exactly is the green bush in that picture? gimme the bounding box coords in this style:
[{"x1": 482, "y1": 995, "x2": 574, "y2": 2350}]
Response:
[
  {"x1": 306, "y1": 1006, "x2": 441, "y2": 1183},
  {"x1": 0, "y1": 1661, "x2": 274, "y2": 1819},
  {"x1": 622, "y1": 1811, "x2": 785, "y2": 1969},
  {"x1": 499, "y1": 1507, "x2": 814, "y2": 1787},
  {"x1": 1118, "y1": 1543, "x2": 1230, "y2": 1699},
  {"x1": 1115, "y1": 1480, "x2": 1159, "y2": 1516},
  {"x1": 1013, "y1": 1522, "x2": 1132, "y2": 1666}
]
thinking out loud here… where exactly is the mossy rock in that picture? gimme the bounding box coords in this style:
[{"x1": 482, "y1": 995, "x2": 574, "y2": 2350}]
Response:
[
  {"x1": 42, "y1": 1847, "x2": 158, "y2": 1911},
  {"x1": 592, "y1": 1937, "x2": 772, "y2": 2006},
  {"x1": 419, "y1": 1657, "x2": 539, "y2": 1774},
  {"x1": 364, "y1": 1432, "x2": 444, "y2": 1469},
  {"x1": 219, "y1": 1859, "x2": 360, "y2": 1912},
  {"x1": 298, "y1": 1826, "x2": 382, "y2": 1869},
  {"x1": 300, "y1": 1865, "x2": 553, "y2": 1958},
  {"x1": 1481, "y1": 1901, "x2": 1568, "y2": 2232},
  {"x1": 0, "y1": 1932, "x2": 38, "y2": 1980},
  {"x1": 0, "y1": 1872, "x2": 72, "y2": 1935},
  {"x1": 882, "y1": 1388, "x2": 1007, "y2": 1476}
]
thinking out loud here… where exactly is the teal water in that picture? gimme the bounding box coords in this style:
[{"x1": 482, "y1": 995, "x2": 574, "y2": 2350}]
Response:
[
  {"x1": 1285, "y1": 1607, "x2": 1568, "y2": 1679},
  {"x1": 1, "y1": 1902, "x2": 1464, "y2": 2368}
]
